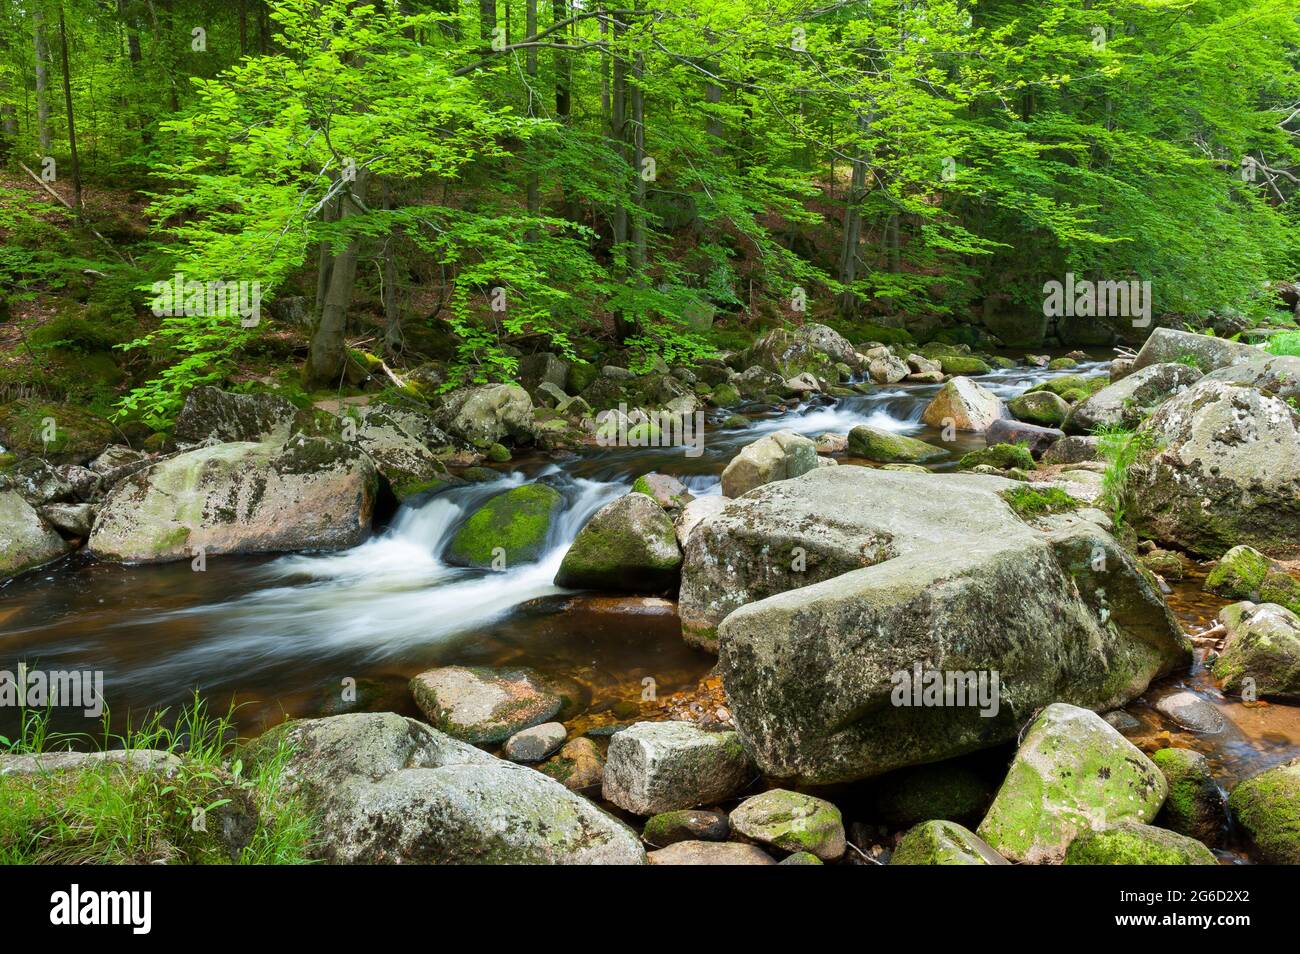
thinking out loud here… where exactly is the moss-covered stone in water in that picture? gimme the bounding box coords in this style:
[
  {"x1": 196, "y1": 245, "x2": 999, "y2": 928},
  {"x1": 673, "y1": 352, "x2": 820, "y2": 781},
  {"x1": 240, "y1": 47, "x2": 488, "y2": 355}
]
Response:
[
  {"x1": 1151, "y1": 748, "x2": 1225, "y2": 845},
  {"x1": 1048, "y1": 357, "x2": 1078, "y2": 370},
  {"x1": 555, "y1": 492, "x2": 681, "y2": 592},
  {"x1": 1064, "y1": 822, "x2": 1217, "y2": 865},
  {"x1": 1141, "y1": 549, "x2": 1185, "y2": 581},
  {"x1": 1227, "y1": 757, "x2": 1300, "y2": 864},
  {"x1": 1007, "y1": 390, "x2": 1070, "y2": 427},
  {"x1": 890, "y1": 820, "x2": 1008, "y2": 865},
  {"x1": 728, "y1": 789, "x2": 846, "y2": 860},
  {"x1": 1205, "y1": 545, "x2": 1273, "y2": 598},
  {"x1": 957, "y1": 442, "x2": 1035, "y2": 471},
  {"x1": 445, "y1": 482, "x2": 563, "y2": 568},
  {"x1": 939, "y1": 355, "x2": 992, "y2": 375},
  {"x1": 847, "y1": 425, "x2": 947, "y2": 463}
]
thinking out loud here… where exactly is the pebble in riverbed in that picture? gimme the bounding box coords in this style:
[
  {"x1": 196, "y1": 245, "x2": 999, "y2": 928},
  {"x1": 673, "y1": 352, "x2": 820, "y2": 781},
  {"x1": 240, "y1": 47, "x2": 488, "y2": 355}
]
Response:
[{"x1": 1153, "y1": 691, "x2": 1226, "y2": 735}]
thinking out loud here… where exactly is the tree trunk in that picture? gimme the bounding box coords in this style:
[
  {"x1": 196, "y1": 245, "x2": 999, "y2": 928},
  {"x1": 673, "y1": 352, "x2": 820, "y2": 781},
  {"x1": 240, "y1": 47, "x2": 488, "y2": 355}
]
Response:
[
  {"x1": 33, "y1": 7, "x2": 53, "y2": 157},
  {"x1": 479, "y1": 0, "x2": 496, "y2": 41},
  {"x1": 525, "y1": 0, "x2": 539, "y2": 237},
  {"x1": 837, "y1": 111, "x2": 871, "y2": 317},
  {"x1": 305, "y1": 172, "x2": 371, "y2": 387},
  {"x1": 552, "y1": 0, "x2": 570, "y2": 119},
  {"x1": 56, "y1": 4, "x2": 81, "y2": 218}
]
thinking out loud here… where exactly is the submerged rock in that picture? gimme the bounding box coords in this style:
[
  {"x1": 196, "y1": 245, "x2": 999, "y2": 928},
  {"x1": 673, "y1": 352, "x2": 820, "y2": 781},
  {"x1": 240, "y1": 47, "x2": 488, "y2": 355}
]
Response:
[
  {"x1": 708, "y1": 467, "x2": 1188, "y2": 783},
  {"x1": 0, "y1": 490, "x2": 70, "y2": 579},
  {"x1": 245, "y1": 712, "x2": 644, "y2": 864},
  {"x1": 554, "y1": 492, "x2": 681, "y2": 592},
  {"x1": 1227, "y1": 756, "x2": 1300, "y2": 864},
  {"x1": 1064, "y1": 822, "x2": 1217, "y2": 865},
  {"x1": 1129, "y1": 381, "x2": 1300, "y2": 558},
  {"x1": 720, "y1": 429, "x2": 818, "y2": 498},
  {"x1": 409, "y1": 666, "x2": 561, "y2": 744},
  {"x1": 1153, "y1": 691, "x2": 1225, "y2": 734},
  {"x1": 1205, "y1": 545, "x2": 1300, "y2": 615},
  {"x1": 889, "y1": 820, "x2": 1008, "y2": 865},
  {"x1": 446, "y1": 483, "x2": 563, "y2": 568},
  {"x1": 87, "y1": 435, "x2": 378, "y2": 563},
  {"x1": 602, "y1": 721, "x2": 755, "y2": 815},
  {"x1": 729, "y1": 789, "x2": 845, "y2": 860},
  {"x1": 920, "y1": 376, "x2": 1005, "y2": 432},
  {"x1": 977, "y1": 704, "x2": 1166, "y2": 864}
]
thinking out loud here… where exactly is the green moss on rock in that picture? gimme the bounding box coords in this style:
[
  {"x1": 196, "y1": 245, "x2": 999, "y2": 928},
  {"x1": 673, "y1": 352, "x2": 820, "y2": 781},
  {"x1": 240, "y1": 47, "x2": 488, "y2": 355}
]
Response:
[
  {"x1": 446, "y1": 482, "x2": 563, "y2": 568},
  {"x1": 848, "y1": 425, "x2": 947, "y2": 463},
  {"x1": 1064, "y1": 822, "x2": 1217, "y2": 865},
  {"x1": 890, "y1": 820, "x2": 1008, "y2": 865},
  {"x1": 957, "y1": 442, "x2": 1035, "y2": 471}
]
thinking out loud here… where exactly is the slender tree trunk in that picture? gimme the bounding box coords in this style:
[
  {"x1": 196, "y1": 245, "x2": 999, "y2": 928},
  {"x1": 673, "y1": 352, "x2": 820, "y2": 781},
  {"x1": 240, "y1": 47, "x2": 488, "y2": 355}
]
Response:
[
  {"x1": 552, "y1": 0, "x2": 570, "y2": 120},
  {"x1": 382, "y1": 184, "x2": 403, "y2": 359},
  {"x1": 239, "y1": 0, "x2": 248, "y2": 55},
  {"x1": 479, "y1": 0, "x2": 496, "y2": 41},
  {"x1": 305, "y1": 172, "x2": 371, "y2": 387},
  {"x1": 837, "y1": 111, "x2": 870, "y2": 317},
  {"x1": 56, "y1": 4, "x2": 81, "y2": 218},
  {"x1": 629, "y1": 10, "x2": 646, "y2": 274},
  {"x1": 525, "y1": 0, "x2": 539, "y2": 237},
  {"x1": 33, "y1": 7, "x2": 53, "y2": 157}
]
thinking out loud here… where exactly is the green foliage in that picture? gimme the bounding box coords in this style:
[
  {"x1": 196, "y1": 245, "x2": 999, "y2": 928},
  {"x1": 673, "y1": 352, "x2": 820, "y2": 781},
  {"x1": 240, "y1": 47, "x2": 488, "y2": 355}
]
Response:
[
  {"x1": 0, "y1": 698, "x2": 312, "y2": 865},
  {"x1": 1001, "y1": 485, "x2": 1082, "y2": 517},
  {"x1": 1096, "y1": 424, "x2": 1155, "y2": 528},
  {"x1": 1267, "y1": 332, "x2": 1300, "y2": 357}
]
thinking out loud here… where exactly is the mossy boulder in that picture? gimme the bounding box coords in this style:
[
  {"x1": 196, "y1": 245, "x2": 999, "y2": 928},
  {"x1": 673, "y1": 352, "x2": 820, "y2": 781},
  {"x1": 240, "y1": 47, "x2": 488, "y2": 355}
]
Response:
[
  {"x1": 631, "y1": 473, "x2": 693, "y2": 511},
  {"x1": 890, "y1": 820, "x2": 1009, "y2": 865},
  {"x1": 1007, "y1": 391, "x2": 1070, "y2": 427},
  {"x1": 642, "y1": 809, "x2": 729, "y2": 847},
  {"x1": 1212, "y1": 601, "x2": 1300, "y2": 702},
  {"x1": 1151, "y1": 748, "x2": 1226, "y2": 845},
  {"x1": 446, "y1": 483, "x2": 563, "y2": 569},
  {"x1": 938, "y1": 355, "x2": 992, "y2": 376},
  {"x1": 555, "y1": 492, "x2": 682, "y2": 592},
  {"x1": 1141, "y1": 549, "x2": 1185, "y2": 581},
  {"x1": 977, "y1": 704, "x2": 1167, "y2": 864},
  {"x1": 873, "y1": 763, "x2": 993, "y2": 827},
  {"x1": 1064, "y1": 362, "x2": 1203, "y2": 434},
  {"x1": 1048, "y1": 357, "x2": 1078, "y2": 370},
  {"x1": 1064, "y1": 822, "x2": 1217, "y2": 865},
  {"x1": 957, "y1": 442, "x2": 1035, "y2": 471},
  {"x1": 708, "y1": 382, "x2": 741, "y2": 407},
  {"x1": 744, "y1": 323, "x2": 861, "y2": 378},
  {"x1": 409, "y1": 665, "x2": 562, "y2": 744},
  {"x1": 1205, "y1": 546, "x2": 1300, "y2": 615},
  {"x1": 0, "y1": 400, "x2": 114, "y2": 465},
  {"x1": 172, "y1": 387, "x2": 300, "y2": 447},
  {"x1": 729, "y1": 789, "x2": 846, "y2": 860},
  {"x1": 0, "y1": 490, "x2": 71, "y2": 580},
  {"x1": 1227, "y1": 757, "x2": 1300, "y2": 864},
  {"x1": 848, "y1": 425, "x2": 947, "y2": 464}
]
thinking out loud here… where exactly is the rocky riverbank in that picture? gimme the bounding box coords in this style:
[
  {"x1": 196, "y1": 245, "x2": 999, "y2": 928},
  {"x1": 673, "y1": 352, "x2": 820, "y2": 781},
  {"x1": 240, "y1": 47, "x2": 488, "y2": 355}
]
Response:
[{"x1": 3, "y1": 324, "x2": 1300, "y2": 864}]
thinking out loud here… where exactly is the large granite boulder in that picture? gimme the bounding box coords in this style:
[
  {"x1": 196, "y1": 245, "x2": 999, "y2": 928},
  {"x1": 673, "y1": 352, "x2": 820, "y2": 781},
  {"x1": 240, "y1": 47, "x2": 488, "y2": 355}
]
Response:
[
  {"x1": 434, "y1": 384, "x2": 536, "y2": 446},
  {"x1": 1212, "y1": 601, "x2": 1300, "y2": 702},
  {"x1": 1130, "y1": 328, "x2": 1258, "y2": 375},
  {"x1": 1129, "y1": 380, "x2": 1300, "y2": 557},
  {"x1": 87, "y1": 435, "x2": 378, "y2": 562},
  {"x1": 744, "y1": 323, "x2": 861, "y2": 377},
  {"x1": 1227, "y1": 757, "x2": 1300, "y2": 864},
  {"x1": 344, "y1": 403, "x2": 455, "y2": 499},
  {"x1": 1063, "y1": 362, "x2": 1203, "y2": 434},
  {"x1": 244, "y1": 713, "x2": 645, "y2": 864},
  {"x1": 1198, "y1": 351, "x2": 1300, "y2": 404},
  {"x1": 847, "y1": 425, "x2": 947, "y2": 464},
  {"x1": 703, "y1": 467, "x2": 1189, "y2": 783},
  {"x1": 172, "y1": 387, "x2": 299, "y2": 447}
]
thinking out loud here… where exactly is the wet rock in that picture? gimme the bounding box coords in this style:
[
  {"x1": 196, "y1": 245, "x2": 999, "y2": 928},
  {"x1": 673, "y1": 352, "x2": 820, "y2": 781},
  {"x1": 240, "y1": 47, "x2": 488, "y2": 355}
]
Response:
[
  {"x1": 847, "y1": 425, "x2": 947, "y2": 464},
  {"x1": 1199, "y1": 351, "x2": 1300, "y2": 404},
  {"x1": 409, "y1": 666, "x2": 562, "y2": 744},
  {"x1": 38, "y1": 502, "x2": 96, "y2": 536},
  {"x1": 1152, "y1": 748, "x2": 1226, "y2": 845},
  {"x1": 648, "y1": 841, "x2": 775, "y2": 865},
  {"x1": 642, "y1": 809, "x2": 730, "y2": 847},
  {"x1": 873, "y1": 763, "x2": 993, "y2": 827},
  {"x1": 729, "y1": 789, "x2": 846, "y2": 860},
  {"x1": 0, "y1": 490, "x2": 73, "y2": 579},
  {"x1": 539, "y1": 737, "x2": 604, "y2": 791},
  {"x1": 1102, "y1": 710, "x2": 1142, "y2": 733},
  {"x1": 1140, "y1": 549, "x2": 1184, "y2": 581},
  {"x1": 977, "y1": 704, "x2": 1166, "y2": 864},
  {"x1": 172, "y1": 387, "x2": 300, "y2": 448},
  {"x1": 1213, "y1": 601, "x2": 1300, "y2": 702},
  {"x1": 1153, "y1": 691, "x2": 1226, "y2": 734},
  {"x1": 890, "y1": 820, "x2": 1008, "y2": 865},
  {"x1": 602, "y1": 721, "x2": 755, "y2": 815},
  {"x1": 957, "y1": 442, "x2": 1034, "y2": 471},
  {"x1": 446, "y1": 483, "x2": 564, "y2": 568},
  {"x1": 745, "y1": 323, "x2": 861, "y2": 377},
  {"x1": 345, "y1": 403, "x2": 455, "y2": 499},
  {"x1": 1129, "y1": 381, "x2": 1300, "y2": 557},
  {"x1": 920, "y1": 376, "x2": 1005, "y2": 432},
  {"x1": 1064, "y1": 362, "x2": 1202, "y2": 434},
  {"x1": 720, "y1": 429, "x2": 818, "y2": 498},
  {"x1": 1007, "y1": 390, "x2": 1070, "y2": 427},
  {"x1": 1041, "y1": 435, "x2": 1100, "y2": 465},
  {"x1": 1064, "y1": 822, "x2": 1217, "y2": 865},
  {"x1": 504, "y1": 722, "x2": 567, "y2": 763},
  {"x1": 711, "y1": 468, "x2": 1188, "y2": 783},
  {"x1": 434, "y1": 383, "x2": 536, "y2": 446},
  {"x1": 867, "y1": 353, "x2": 909, "y2": 384},
  {"x1": 1227, "y1": 756, "x2": 1300, "y2": 864},
  {"x1": 555, "y1": 492, "x2": 682, "y2": 592},
  {"x1": 985, "y1": 419, "x2": 1063, "y2": 458},
  {"x1": 246, "y1": 712, "x2": 644, "y2": 864},
  {"x1": 87, "y1": 435, "x2": 378, "y2": 563}
]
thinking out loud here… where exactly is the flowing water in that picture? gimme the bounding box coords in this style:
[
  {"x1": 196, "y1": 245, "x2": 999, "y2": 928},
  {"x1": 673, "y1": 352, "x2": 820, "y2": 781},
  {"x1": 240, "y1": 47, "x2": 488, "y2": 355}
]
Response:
[{"x1": 3, "y1": 356, "x2": 1299, "y2": 836}]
